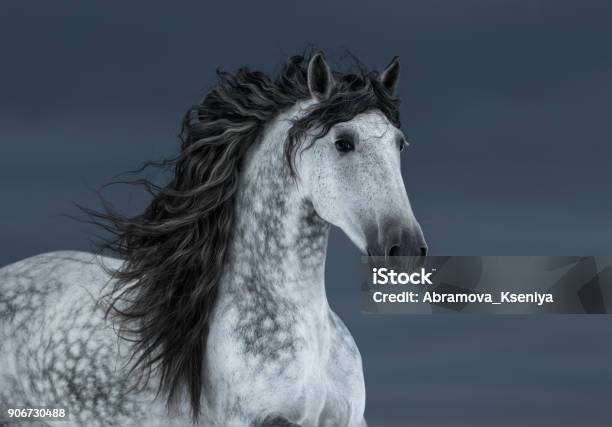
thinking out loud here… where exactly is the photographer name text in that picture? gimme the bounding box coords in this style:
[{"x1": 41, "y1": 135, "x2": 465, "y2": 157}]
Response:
[{"x1": 371, "y1": 268, "x2": 554, "y2": 306}]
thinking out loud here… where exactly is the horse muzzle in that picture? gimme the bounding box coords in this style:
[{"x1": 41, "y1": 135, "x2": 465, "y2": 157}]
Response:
[{"x1": 365, "y1": 219, "x2": 428, "y2": 259}]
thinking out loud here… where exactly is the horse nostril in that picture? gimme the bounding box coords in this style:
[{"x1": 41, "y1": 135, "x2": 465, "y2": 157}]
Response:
[
  {"x1": 388, "y1": 245, "x2": 401, "y2": 257},
  {"x1": 420, "y1": 246, "x2": 428, "y2": 257}
]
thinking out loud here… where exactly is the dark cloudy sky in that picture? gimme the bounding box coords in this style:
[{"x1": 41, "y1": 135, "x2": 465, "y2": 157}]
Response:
[{"x1": 1, "y1": 1, "x2": 611, "y2": 426}]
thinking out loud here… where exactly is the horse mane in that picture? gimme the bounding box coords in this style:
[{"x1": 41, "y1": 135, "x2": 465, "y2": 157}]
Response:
[{"x1": 84, "y1": 51, "x2": 401, "y2": 421}]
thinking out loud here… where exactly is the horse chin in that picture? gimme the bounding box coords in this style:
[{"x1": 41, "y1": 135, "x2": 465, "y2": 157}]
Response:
[{"x1": 352, "y1": 237, "x2": 369, "y2": 256}]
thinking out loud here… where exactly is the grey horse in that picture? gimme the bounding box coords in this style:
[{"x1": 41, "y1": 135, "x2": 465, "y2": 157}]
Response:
[{"x1": 0, "y1": 52, "x2": 426, "y2": 426}]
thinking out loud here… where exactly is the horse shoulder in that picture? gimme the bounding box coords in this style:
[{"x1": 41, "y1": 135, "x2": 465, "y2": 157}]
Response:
[{"x1": 321, "y1": 310, "x2": 366, "y2": 426}]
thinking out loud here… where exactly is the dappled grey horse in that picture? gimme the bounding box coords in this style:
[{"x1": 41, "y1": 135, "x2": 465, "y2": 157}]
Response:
[{"x1": 0, "y1": 53, "x2": 426, "y2": 426}]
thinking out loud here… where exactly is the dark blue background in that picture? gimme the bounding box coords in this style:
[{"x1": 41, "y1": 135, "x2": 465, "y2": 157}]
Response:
[{"x1": 1, "y1": 1, "x2": 611, "y2": 425}]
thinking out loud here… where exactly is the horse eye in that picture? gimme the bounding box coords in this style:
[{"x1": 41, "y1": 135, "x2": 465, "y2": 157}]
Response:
[
  {"x1": 398, "y1": 137, "x2": 408, "y2": 152},
  {"x1": 334, "y1": 138, "x2": 354, "y2": 153}
]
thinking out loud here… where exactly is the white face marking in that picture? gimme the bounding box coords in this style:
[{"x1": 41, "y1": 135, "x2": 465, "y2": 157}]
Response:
[{"x1": 297, "y1": 110, "x2": 422, "y2": 254}]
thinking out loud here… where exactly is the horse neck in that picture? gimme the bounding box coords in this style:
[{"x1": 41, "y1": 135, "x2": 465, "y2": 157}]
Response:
[{"x1": 223, "y1": 106, "x2": 331, "y2": 310}]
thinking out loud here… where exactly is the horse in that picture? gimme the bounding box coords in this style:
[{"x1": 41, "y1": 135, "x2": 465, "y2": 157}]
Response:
[{"x1": 0, "y1": 52, "x2": 426, "y2": 426}]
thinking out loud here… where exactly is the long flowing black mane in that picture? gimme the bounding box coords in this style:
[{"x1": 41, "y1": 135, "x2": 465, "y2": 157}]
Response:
[{"x1": 85, "y1": 52, "x2": 400, "y2": 420}]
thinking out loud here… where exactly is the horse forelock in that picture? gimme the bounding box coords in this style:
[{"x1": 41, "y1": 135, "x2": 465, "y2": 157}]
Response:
[{"x1": 83, "y1": 50, "x2": 401, "y2": 421}]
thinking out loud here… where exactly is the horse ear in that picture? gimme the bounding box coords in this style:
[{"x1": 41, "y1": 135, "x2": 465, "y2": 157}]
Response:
[
  {"x1": 380, "y1": 56, "x2": 400, "y2": 94},
  {"x1": 307, "y1": 53, "x2": 334, "y2": 101}
]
